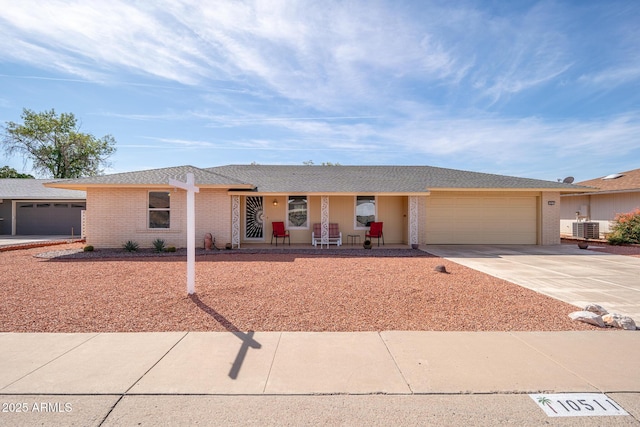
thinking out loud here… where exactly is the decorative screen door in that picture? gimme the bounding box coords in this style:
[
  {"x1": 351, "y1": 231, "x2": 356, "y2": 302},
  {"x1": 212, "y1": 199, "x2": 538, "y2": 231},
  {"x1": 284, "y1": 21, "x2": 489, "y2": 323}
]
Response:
[{"x1": 245, "y1": 196, "x2": 264, "y2": 239}]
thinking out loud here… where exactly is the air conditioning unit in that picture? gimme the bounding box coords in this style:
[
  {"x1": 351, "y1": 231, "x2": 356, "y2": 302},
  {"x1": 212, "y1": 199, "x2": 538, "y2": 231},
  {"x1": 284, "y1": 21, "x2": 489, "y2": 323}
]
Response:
[{"x1": 572, "y1": 222, "x2": 599, "y2": 239}]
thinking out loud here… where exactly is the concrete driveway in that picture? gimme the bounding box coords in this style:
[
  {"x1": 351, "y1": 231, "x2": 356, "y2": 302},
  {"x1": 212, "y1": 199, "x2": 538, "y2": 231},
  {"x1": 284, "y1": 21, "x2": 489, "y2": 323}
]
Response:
[
  {"x1": 0, "y1": 235, "x2": 78, "y2": 248},
  {"x1": 424, "y1": 244, "x2": 640, "y2": 321}
]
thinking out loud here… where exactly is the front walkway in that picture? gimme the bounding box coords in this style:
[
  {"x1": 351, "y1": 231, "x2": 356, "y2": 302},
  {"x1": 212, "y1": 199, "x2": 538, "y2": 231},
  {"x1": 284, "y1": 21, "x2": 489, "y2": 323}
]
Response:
[{"x1": 424, "y1": 244, "x2": 640, "y2": 321}]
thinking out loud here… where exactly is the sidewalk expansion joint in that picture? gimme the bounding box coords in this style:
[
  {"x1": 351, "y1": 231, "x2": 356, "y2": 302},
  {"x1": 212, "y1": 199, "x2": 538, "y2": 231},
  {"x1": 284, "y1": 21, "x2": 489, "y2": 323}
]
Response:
[
  {"x1": 378, "y1": 331, "x2": 414, "y2": 394},
  {"x1": 262, "y1": 332, "x2": 282, "y2": 394},
  {"x1": 0, "y1": 333, "x2": 100, "y2": 392},
  {"x1": 123, "y1": 331, "x2": 189, "y2": 396},
  {"x1": 97, "y1": 332, "x2": 191, "y2": 425}
]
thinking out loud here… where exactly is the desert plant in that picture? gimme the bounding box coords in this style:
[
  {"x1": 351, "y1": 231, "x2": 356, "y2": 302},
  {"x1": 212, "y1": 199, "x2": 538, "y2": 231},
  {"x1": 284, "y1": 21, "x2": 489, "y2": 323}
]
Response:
[
  {"x1": 83, "y1": 245, "x2": 94, "y2": 252},
  {"x1": 122, "y1": 240, "x2": 139, "y2": 252},
  {"x1": 152, "y1": 238, "x2": 166, "y2": 253},
  {"x1": 607, "y1": 208, "x2": 640, "y2": 245},
  {"x1": 165, "y1": 246, "x2": 176, "y2": 252}
]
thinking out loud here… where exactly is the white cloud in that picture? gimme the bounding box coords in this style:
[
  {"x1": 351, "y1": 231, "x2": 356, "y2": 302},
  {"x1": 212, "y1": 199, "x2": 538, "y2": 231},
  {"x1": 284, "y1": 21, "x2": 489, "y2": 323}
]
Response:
[
  {"x1": 0, "y1": 0, "x2": 214, "y2": 84},
  {"x1": 578, "y1": 66, "x2": 640, "y2": 87},
  {"x1": 461, "y1": 3, "x2": 575, "y2": 104},
  {"x1": 0, "y1": 1, "x2": 469, "y2": 109},
  {"x1": 1, "y1": 0, "x2": 639, "y2": 180}
]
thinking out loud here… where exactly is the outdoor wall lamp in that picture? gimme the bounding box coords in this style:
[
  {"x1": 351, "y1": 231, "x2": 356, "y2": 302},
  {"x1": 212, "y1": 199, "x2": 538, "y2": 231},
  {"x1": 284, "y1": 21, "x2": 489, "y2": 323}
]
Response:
[{"x1": 273, "y1": 199, "x2": 278, "y2": 206}]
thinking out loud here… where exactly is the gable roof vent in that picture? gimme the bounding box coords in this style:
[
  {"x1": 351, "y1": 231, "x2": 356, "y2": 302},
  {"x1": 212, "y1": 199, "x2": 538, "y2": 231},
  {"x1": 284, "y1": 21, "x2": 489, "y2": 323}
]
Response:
[{"x1": 602, "y1": 173, "x2": 624, "y2": 180}]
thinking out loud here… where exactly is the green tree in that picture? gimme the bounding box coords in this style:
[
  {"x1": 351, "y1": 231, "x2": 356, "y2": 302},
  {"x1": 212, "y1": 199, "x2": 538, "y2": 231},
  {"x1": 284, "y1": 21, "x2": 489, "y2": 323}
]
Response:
[
  {"x1": 1, "y1": 108, "x2": 116, "y2": 178},
  {"x1": 0, "y1": 165, "x2": 34, "y2": 178}
]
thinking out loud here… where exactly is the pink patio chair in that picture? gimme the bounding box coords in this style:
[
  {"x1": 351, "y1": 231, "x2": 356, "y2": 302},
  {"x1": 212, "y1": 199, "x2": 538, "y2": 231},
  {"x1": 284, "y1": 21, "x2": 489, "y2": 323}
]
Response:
[{"x1": 312, "y1": 223, "x2": 342, "y2": 247}]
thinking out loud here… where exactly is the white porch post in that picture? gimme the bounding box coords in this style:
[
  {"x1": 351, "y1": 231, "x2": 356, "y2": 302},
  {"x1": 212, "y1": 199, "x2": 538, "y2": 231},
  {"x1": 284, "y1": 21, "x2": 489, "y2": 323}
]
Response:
[
  {"x1": 231, "y1": 195, "x2": 241, "y2": 248},
  {"x1": 168, "y1": 173, "x2": 200, "y2": 295},
  {"x1": 320, "y1": 195, "x2": 329, "y2": 248},
  {"x1": 409, "y1": 196, "x2": 419, "y2": 246}
]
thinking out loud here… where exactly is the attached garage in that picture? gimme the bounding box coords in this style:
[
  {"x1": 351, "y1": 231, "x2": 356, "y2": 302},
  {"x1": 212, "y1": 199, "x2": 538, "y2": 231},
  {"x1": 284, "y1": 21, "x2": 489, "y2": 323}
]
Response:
[{"x1": 425, "y1": 193, "x2": 538, "y2": 244}]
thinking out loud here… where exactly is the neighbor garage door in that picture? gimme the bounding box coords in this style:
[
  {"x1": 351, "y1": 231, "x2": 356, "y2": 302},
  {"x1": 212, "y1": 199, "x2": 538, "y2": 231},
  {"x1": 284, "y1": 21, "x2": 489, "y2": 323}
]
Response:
[
  {"x1": 16, "y1": 201, "x2": 85, "y2": 235},
  {"x1": 425, "y1": 195, "x2": 537, "y2": 244}
]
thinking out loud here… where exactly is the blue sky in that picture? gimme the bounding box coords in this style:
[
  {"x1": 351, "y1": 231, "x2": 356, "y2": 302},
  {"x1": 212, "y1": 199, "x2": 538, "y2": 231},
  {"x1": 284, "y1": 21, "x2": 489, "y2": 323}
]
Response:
[{"x1": 1, "y1": 0, "x2": 639, "y2": 182}]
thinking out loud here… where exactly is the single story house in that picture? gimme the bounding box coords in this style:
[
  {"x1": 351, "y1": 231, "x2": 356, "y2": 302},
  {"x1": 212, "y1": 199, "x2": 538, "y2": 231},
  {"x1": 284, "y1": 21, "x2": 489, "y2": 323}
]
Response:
[
  {"x1": 45, "y1": 164, "x2": 590, "y2": 248},
  {"x1": 0, "y1": 179, "x2": 86, "y2": 235},
  {"x1": 560, "y1": 168, "x2": 640, "y2": 238}
]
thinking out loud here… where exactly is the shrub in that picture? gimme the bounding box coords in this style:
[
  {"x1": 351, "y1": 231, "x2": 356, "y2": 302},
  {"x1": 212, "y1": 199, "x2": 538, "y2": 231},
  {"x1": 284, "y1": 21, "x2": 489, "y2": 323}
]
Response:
[
  {"x1": 152, "y1": 238, "x2": 166, "y2": 253},
  {"x1": 165, "y1": 246, "x2": 176, "y2": 252},
  {"x1": 123, "y1": 240, "x2": 139, "y2": 252},
  {"x1": 83, "y1": 245, "x2": 94, "y2": 252},
  {"x1": 607, "y1": 208, "x2": 640, "y2": 245}
]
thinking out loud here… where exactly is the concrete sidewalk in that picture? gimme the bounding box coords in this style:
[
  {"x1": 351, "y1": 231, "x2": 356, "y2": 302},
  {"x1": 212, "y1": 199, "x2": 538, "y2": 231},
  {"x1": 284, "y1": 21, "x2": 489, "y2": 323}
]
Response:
[{"x1": 1, "y1": 331, "x2": 639, "y2": 425}]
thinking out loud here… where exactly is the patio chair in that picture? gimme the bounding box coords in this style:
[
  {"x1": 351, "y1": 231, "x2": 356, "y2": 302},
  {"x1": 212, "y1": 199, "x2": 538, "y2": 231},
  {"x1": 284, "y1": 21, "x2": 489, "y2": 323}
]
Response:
[
  {"x1": 365, "y1": 221, "x2": 384, "y2": 246},
  {"x1": 312, "y1": 223, "x2": 342, "y2": 247},
  {"x1": 271, "y1": 221, "x2": 290, "y2": 246}
]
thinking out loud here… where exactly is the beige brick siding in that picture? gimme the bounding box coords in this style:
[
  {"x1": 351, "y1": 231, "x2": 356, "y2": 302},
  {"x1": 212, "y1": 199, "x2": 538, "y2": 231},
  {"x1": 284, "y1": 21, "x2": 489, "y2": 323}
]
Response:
[
  {"x1": 86, "y1": 188, "x2": 231, "y2": 248},
  {"x1": 540, "y1": 191, "x2": 561, "y2": 245},
  {"x1": 85, "y1": 189, "x2": 559, "y2": 247}
]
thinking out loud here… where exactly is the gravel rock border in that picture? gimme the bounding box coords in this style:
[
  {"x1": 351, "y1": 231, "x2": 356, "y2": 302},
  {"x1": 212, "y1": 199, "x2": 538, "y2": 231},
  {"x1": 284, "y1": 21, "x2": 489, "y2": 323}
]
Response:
[{"x1": 35, "y1": 246, "x2": 434, "y2": 260}]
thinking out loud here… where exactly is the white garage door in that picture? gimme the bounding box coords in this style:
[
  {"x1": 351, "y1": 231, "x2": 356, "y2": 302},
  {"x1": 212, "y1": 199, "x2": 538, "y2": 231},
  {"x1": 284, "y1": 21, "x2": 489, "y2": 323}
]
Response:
[{"x1": 425, "y1": 195, "x2": 538, "y2": 244}]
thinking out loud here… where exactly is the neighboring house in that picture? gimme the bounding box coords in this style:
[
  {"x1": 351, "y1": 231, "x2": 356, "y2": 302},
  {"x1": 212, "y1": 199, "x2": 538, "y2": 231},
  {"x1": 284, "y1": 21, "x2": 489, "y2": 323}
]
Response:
[
  {"x1": 45, "y1": 164, "x2": 590, "y2": 248},
  {"x1": 560, "y1": 168, "x2": 640, "y2": 238},
  {"x1": 0, "y1": 179, "x2": 86, "y2": 236}
]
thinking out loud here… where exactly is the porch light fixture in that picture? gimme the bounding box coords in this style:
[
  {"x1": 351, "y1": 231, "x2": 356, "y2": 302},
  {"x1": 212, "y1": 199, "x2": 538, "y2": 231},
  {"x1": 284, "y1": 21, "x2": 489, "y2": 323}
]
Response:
[{"x1": 273, "y1": 199, "x2": 278, "y2": 206}]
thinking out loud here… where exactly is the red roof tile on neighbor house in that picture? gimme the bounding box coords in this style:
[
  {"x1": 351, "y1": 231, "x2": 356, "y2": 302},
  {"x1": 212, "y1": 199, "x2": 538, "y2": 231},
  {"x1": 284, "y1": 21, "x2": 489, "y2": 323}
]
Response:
[{"x1": 577, "y1": 168, "x2": 640, "y2": 192}]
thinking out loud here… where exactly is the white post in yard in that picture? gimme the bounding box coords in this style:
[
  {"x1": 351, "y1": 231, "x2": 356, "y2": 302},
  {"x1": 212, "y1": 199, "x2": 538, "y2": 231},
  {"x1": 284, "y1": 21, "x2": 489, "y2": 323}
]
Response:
[{"x1": 168, "y1": 173, "x2": 200, "y2": 295}]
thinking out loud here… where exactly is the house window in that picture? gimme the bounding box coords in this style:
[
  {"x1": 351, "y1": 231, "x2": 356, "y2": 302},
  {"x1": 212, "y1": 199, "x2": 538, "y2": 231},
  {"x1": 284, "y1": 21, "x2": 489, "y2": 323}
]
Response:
[
  {"x1": 288, "y1": 196, "x2": 308, "y2": 228},
  {"x1": 355, "y1": 196, "x2": 376, "y2": 228},
  {"x1": 149, "y1": 191, "x2": 170, "y2": 228}
]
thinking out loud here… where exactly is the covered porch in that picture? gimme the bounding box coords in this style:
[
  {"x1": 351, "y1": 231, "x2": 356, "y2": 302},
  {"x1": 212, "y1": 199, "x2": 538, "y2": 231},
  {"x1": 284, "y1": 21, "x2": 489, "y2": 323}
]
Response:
[{"x1": 229, "y1": 194, "x2": 422, "y2": 249}]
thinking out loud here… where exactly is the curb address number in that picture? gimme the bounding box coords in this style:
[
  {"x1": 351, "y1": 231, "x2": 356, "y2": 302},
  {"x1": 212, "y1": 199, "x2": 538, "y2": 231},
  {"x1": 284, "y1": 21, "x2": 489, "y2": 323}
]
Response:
[{"x1": 530, "y1": 393, "x2": 628, "y2": 417}]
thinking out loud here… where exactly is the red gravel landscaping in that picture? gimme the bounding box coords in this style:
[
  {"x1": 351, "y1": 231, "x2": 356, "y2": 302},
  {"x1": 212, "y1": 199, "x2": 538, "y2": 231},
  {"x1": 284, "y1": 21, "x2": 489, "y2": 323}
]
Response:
[{"x1": 0, "y1": 243, "x2": 606, "y2": 333}]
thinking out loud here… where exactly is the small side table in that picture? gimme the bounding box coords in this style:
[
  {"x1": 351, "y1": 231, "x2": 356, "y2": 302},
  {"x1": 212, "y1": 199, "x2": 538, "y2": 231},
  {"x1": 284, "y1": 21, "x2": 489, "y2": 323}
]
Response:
[{"x1": 347, "y1": 234, "x2": 360, "y2": 245}]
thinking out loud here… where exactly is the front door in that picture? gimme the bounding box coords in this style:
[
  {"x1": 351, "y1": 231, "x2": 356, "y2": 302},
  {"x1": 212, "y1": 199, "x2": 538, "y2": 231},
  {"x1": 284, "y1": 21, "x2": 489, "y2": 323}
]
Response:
[{"x1": 245, "y1": 196, "x2": 264, "y2": 239}]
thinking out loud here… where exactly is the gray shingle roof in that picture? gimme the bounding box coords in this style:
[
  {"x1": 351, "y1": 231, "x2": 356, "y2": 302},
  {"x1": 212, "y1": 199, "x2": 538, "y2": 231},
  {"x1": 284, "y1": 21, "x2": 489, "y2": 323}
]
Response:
[
  {"x1": 43, "y1": 164, "x2": 593, "y2": 194},
  {"x1": 45, "y1": 165, "x2": 253, "y2": 189},
  {"x1": 0, "y1": 179, "x2": 86, "y2": 199},
  {"x1": 208, "y1": 165, "x2": 591, "y2": 193}
]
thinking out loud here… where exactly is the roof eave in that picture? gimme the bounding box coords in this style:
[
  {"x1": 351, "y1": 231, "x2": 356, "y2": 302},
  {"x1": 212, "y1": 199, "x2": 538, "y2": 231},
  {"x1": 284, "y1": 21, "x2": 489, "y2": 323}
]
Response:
[
  {"x1": 45, "y1": 182, "x2": 255, "y2": 191},
  {"x1": 227, "y1": 190, "x2": 431, "y2": 196},
  {"x1": 428, "y1": 187, "x2": 593, "y2": 193},
  {"x1": 561, "y1": 188, "x2": 640, "y2": 197}
]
